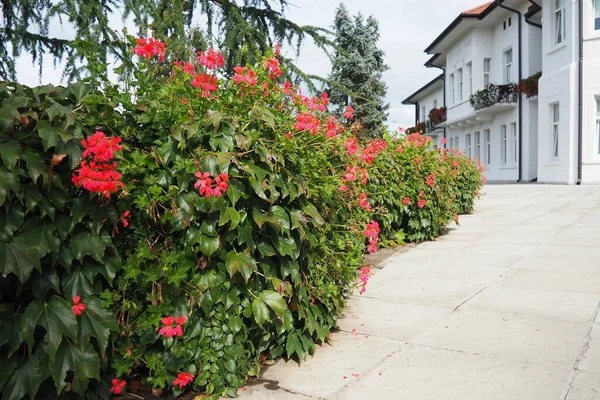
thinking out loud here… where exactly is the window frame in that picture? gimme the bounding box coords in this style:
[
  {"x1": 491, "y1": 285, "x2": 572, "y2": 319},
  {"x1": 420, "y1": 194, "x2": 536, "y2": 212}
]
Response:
[
  {"x1": 554, "y1": 0, "x2": 566, "y2": 46},
  {"x1": 483, "y1": 58, "x2": 491, "y2": 87},
  {"x1": 458, "y1": 68, "x2": 463, "y2": 102},
  {"x1": 450, "y1": 74, "x2": 455, "y2": 104},
  {"x1": 596, "y1": 97, "x2": 600, "y2": 155},
  {"x1": 596, "y1": 0, "x2": 600, "y2": 31},
  {"x1": 449, "y1": 137, "x2": 454, "y2": 150},
  {"x1": 552, "y1": 103, "x2": 560, "y2": 160},
  {"x1": 474, "y1": 131, "x2": 481, "y2": 161},
  {"x1": 501, "y1": 125, "x2": 508, "y2": 166},
  {"x1": 467, "y1": 62, "x2": 472, "y2": 95},
  {"x1": 421, "y1": 105, "x2": 427, "y2": 122},
  {"x1": 504, "y1": 48, "x2": 513, "y2": 83},
  {"x1": 433, "y1": 99, "x2": 437, "y2": 109},
  {"x1": 484, "y1": 129, "x2": 491, "y2": 165},
  {"x1": 466, "y1": 133, "x2": 472, "y2": 158},
  {"x1": 455, "y1": 136, "x2": 460, "y2": 151},
  {"x1": 510, "y1": 122, "x2": 517, "y2": 165}
]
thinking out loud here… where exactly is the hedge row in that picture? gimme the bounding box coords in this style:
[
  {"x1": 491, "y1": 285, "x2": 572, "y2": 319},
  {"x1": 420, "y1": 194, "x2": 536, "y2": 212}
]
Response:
[{"x1": 0, "y1": 40, "x2": 483, "y2": 400}]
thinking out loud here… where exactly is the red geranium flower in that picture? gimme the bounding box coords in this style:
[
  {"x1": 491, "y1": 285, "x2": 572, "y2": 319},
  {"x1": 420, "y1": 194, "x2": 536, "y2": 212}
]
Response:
[
  {"x1": 72, "y1": 296, "x2": 86, "y2": 316},
  {"x1": 173, "y1": 372, "x2": 194, "y2": 389},
  {"x1": 196, "y1": 48, "x2": 224, "y2": 70},
  {"x1": 110, "y1": 379, "x2": 126, "y2": 395}
]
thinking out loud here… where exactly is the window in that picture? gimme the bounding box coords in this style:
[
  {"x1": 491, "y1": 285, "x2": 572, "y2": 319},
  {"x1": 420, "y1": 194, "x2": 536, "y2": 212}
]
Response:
[
  {"x1": 597, "y1": 98, "x2": 600, "y2": 154},
  {"x1": 467, "y1": 62, "x2": 472, "y2": 95},
  {"x1": 501, "y1": 125, "x2": 508, "y2": 166},
  {"x1": 483, "y1": 58, "x2": 491, "y2": 87},
  {"x1": 433, "y1": 99, "x2": 437, "y2": 109},
  {"x1": 504, "y1": 48, "x2": 513, "y2": 83},
  {"x1": 421, "y1": 106, "x2": 427, "y2": 122},
  {"x1": 508, "y1": 17, "x2": 512, "y2": 27},
  {"x1": 455, "y1": 136, "x2": 460, "y2": 151},
  {"x1": 503, "y1": 21, "x2": 507, "y2": 30},
  {"x1": 511, "y1": 122, "x2": 517, "y2": 165},
  {"x1": 474, "y1": 131, "x2": 481, "y2": 160},
  {"x1": 450, "y1": 74, "x2": 455, "y2": 104},
  {"x1": 449, "y1": 137, "x2": 454, "y2": 150},
  {"x1": 466, "y1": 134, "x2": 472, "y2": 158},
  {"x1": 552, "y1": 103, "x2": 560, "y2": 159},
  {"x1": 595, "y1": 0, "x2": 600, "y2": 30},
  {"x1": 458, "y1": 68, "x2": 463, "y2": 101},
  {"x1": 554, "y1": 0, "x2": 566, "y2": 45},
  {"x1": 484, "y1": 129, "x2": 491, "y2": 165}
]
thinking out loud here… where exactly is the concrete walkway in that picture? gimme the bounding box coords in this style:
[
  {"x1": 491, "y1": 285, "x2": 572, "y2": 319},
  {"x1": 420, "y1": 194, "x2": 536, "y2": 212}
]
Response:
[{"x1": 239, "y1": 185, "x2": 600, "y2": 400}]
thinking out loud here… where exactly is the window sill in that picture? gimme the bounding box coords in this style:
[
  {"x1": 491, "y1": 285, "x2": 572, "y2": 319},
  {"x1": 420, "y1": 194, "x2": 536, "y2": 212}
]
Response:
[
  {"x1": 499, "y1": 166, "x2": 517, "y2": 170},
  {"x1": 547, "y1": 43, "x2": 567, "y2": 55},
  {"x1": 449, "y1": 99, "x2": 470, "y2": 108},
  {"x1": 544, "y1": 161, "x2": 562, "y2": 166}
]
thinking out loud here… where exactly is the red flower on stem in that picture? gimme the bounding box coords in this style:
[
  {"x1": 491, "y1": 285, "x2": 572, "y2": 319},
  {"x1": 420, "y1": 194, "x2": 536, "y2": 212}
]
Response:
[
  {"x1": 133, "y1": 38, "x2": 165, "y2": 61},
  {"x1": 293, "y1": 112, "x2": 321, "y2": 135},
  {"x1": 110, "y1": 379, "x2": 126, "y2": 395},
  {"x1": 121, "y1": 210, "x2": 130, "y2": 228},
  {"x1": 196, "y1": 48, "x2": 224, "y2": 70},
  {"x1": 418, "y1": 199, "x2": 427, "y2": 209},
  {"x1": 359, "y1": 193, "x2": 372, "y2": 211},
  {"x1": 194, "y1": 172, "x2": 229, "y2": 198},
  {"x1": 402, "y1": 197, "x2": 410, "y2": 205},
  {"x1": 343, "y1": 106, "x2": 354, "y2": 120},
  {"x1": 159, "y1": 315, "x2": 187, "y2": 338},
  {"x1": 72, "y1": 296, "x2": 86, "y2": 316},
  {"x1": 191, "y1": 73, "x2": 219, "y2": 98},
  {"x1": 232, "y1": 66, "x2": 258, "y2": 86},
  {"x1": 173, "y1": 372, "x2": 194, "y2": 389}
]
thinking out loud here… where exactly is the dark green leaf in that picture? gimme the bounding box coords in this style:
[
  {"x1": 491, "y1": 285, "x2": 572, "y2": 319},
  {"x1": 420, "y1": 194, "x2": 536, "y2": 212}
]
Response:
[
  {"x1": 1, "y1": 355, "x2": 41, "y2": 400},
  {"x1": 251, "y1": 297, "x2": 269, "y2": 328},
  {"x1": 302, "y1": 203, "x2": 324, "y2": 226},
  {"x1": 259, "y1": 290, "x2": 287, "y2": 318},
  {"x1": 225, "y1": 251, "x2": 257, "y2": 282},
  {"x1": 0, "y1": 140, "x2": 21, "y2": 170}
]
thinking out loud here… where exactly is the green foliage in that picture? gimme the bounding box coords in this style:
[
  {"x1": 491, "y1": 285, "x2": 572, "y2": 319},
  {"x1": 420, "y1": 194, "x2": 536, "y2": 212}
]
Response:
[
  {"x1": 0, "y1": 44, "x2": 482, "y2": 399},
  {"x1": 327, "y1": 4, "x2": 390, "y2": 139},
  {"x1": 0, "y1": 81, "x2": 120, "y2": 399}
]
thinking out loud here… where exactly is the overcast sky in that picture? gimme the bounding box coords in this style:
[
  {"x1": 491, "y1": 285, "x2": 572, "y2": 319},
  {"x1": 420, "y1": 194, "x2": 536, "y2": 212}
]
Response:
[{"x1": 14, "y1": 0, "x2": 487, "y2": 129}]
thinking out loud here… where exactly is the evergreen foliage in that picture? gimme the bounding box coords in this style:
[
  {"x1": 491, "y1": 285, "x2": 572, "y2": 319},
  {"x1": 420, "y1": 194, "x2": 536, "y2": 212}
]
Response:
[
  {"x1": 0, "y1": 0, "x2": 331, "y2": 87},
  {"x1": 327, "y1": 4, "x2": 390, "y2": 139}
]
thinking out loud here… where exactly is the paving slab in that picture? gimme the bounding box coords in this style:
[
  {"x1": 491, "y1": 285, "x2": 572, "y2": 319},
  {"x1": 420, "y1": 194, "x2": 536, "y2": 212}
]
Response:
[
  {"x1": 331, "y1": 345, "x2": 572, "y2": 400},
  {"x1": 493, "y1": 269, "x2": 600, "y2": 294},
  {"x1": 412, "y1": 310, "x2": 589, "y2": 367},
  {"x1": 256, "y1": 332, "x2": 402, "y2": 399},
  {"x1": 565, "y1": 370, "x2": 600, "y2": 400},
  {"x1": 461, "y1": 286, "x2": 600, "y2": 322}
]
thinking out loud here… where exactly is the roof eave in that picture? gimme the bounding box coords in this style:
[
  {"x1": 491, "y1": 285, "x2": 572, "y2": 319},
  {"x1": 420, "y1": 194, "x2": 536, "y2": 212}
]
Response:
[{"x1": 401, "y1": 74, "x2": 444, "y2": 105}]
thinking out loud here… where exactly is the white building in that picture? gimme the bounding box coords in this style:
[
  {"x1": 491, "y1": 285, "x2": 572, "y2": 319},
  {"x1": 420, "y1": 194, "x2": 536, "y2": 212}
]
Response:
[{"x1": 402, "y1": 0, "x2": 600, "y2": 184}]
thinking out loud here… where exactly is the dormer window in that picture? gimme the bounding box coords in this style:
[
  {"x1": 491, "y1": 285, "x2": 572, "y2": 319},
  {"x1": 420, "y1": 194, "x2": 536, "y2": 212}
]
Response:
[{"x1": 553, "y1": 0, "x2": 566, "y2": 45}]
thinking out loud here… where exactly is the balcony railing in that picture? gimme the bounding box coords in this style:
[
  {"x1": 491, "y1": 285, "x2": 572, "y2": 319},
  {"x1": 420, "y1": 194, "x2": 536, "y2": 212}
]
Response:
[
  {"x1": 469, "y1": 83, "x2": 518, "y2": 111},
  {"x1": 518, "y1": 71, "x2": 541, "y2": 99}
]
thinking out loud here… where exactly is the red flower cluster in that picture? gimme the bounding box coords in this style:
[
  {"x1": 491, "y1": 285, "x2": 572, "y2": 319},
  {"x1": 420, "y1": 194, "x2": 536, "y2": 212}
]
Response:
[
  {"x1": 264, "y1": 57, "x2": 283, "y2": 79},
  {"x1": 133, "y1": 37, "x2": 166, "y2": 61},
  {"x1": 296, "y1": 92, "x2": 329, "y2": 112},
  {"x1": 343, "y1": 106, "x2": 354, "y2": 120},
  {"x1": 72, "y1": 296, "x2": 86, "y2": 316},
  {"x1": 364, "y1": 220, "x2": 380, "y2": 253},
  {"x1": 174, "y1": 61, "x2": 196, "y2": 75},
  {"x1": 359, "y1": 193, "x2": 372, "y2": 211},
  {"x1": 360, "y1": 140, "x2": 388, "y2": 166},
  {"x1": 402, "y1": 197, "x2": 410, "y2": 205},
  {"x1": 110, "y1": 379, "x2": 126, "y2": 395},
  {"x1": 294, "y1": 112, "x2": 321, "y2": 135},
  {"x1": 233, "y1": 66, "x2": 258, "y2": 86},
  {"x1": 417, "y1": 192, "x2": 427, "y2": 209},
  {"x1": 173, "y1": 372, "x2": 194, "y2": 389},
  {"x1": 72, "y1": 131, "x2": 125, "y2": 198},
  {"x1": 405, "y1": 133, "x2": 432, "y2": 147},
  {"x1": 426, "y1": 174, "x2": 436, "y2": 188},
  {"x1": 343, "y1": 137, "x2": 359, "y2": 156},
  {"x1": 194, "y1": 171, "x2": 230, "y2": 198},
  {"x1": 191, "y1": 73, "x2": 219, "y2": 98},
  {"x1": 159, "y1": 316, "x2": 187, "y2": 338},
  {"x1": 358, "y1": 266, "x2": 371, "y2": 294},
  {"x1": 196, "y1": 48, "x2": 224, "y2": 70},
  {"x1": 325, "y1": 116, "x2": 344, "y2": 138}
]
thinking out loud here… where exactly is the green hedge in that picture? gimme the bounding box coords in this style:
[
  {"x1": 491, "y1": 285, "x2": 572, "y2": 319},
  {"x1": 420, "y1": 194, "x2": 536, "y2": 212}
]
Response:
[{"x1": 0, "y1": 40, "x2": 483, "y2": 400}]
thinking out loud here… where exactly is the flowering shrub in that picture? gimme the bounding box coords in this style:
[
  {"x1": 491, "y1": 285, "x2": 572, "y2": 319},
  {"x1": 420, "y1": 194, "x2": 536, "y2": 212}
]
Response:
[
  {"x1": 469, "y1": 83, "x2": 518, "y2": 110},
  {"x1": 0, "y1": 37, "x2": 483, "y2": 400},
  {"x1": 517, "y1": 72, "x2": 541, "y2": 98}
]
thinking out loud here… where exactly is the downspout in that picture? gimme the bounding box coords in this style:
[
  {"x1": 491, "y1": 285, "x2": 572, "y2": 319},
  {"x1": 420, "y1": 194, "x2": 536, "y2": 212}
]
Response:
[
  {"x1": 497, "y1": 0, "x2": 523, "y2": 182},
  {"x1": 524, "y1": 2, "x2": 542, "y2": 29},
  {"x1": 430, "y1": 65, "x2": 447, "y2": 149},
  {"x1": 577, "y1": 0, "x2": 583, "y2": 184}
]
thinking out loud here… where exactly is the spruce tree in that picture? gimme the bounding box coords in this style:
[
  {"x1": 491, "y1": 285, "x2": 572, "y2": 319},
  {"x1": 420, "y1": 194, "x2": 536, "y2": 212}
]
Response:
[
  {"x1": 328, "y1": 4, "x2": 389, "y2": 139},
  {"x1": 0, "y1": 0, "x2": 332, "y2": 86}
]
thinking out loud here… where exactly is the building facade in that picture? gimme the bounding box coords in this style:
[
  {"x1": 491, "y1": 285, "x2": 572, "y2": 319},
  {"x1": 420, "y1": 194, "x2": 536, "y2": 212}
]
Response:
[{"x1": 403, "y1": 0, "x2": 600, "y2": 184}]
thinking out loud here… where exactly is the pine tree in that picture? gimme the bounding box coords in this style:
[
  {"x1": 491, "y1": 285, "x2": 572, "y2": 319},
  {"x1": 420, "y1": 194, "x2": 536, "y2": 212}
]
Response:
[
  {"x1": 0, "y1": 0, "x2": 332, "y2": 86},
  {"x1": 327, "y1": 4, "x2": 389, "y2": 139}
]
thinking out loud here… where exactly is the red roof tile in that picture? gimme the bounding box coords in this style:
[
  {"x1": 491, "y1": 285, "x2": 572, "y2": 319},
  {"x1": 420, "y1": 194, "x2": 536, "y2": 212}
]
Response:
[{"x1": 462, "y1": 1, "x2": 495, "y2": 15}]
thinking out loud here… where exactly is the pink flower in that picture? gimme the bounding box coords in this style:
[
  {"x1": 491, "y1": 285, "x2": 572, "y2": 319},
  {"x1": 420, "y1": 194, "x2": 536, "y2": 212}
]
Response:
[
  {"x1": 194, "y1": 171, "x2": 229, "y2": 198},
  {"x1": 264, "y1": 57, "x2": 283, "y2": 79},
  {"x1": 359, "y1": 193, "x2": 372, "y2": 211},
  {"x1": 402, "y1": 197, "x2": 410, "y2": 205},
  {"x1": 343, "y1": 106, "x2": 354, "y2": 120},
  {"x1": 159, "y1": 315, "x2": 186, "y2": 338},
  {"x1": 196, "y1": 48, "x2": 224, "y2": 70},
  {"x1": 173, "y1": 372, "x2": 194, "y2": 389},
  {"x1": 232, "y1": 66, "x2": 258, "y2": 86},
  {"x1": 71, "y1": 296, "x2": 86, "y2": 316},
  {"x1": 441, "y1": 137, "x2": 447, "y2": 144},
  {"x1": 294, "y1": 112, "x2": 321, "y2": 135},
  {"x1": 343, "y1": 137, "x2": 359, "y2": 156},
  {"x1": 418, "y1": 199, "x2": 426, "y2": 209},
  {"x1": 426, "y1": 174, "x2": 436, "y2": 188},
  {"x1": 339, "y1": 185, "x2": 348, "y2": 192}
]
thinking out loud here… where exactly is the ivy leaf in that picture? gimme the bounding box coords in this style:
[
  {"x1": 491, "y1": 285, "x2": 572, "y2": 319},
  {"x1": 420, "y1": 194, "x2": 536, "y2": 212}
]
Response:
[
  {"x1": 50, "y1": 340, "x2": 100, "y2": 395},
  {"x1": 219, "y1": 207, "x2": 241, "y2": 229},
  {"x1": 225, "y1": 251, "x2": 257, "y2": 282},
  {"x1": 0, "y1": 229, "x2": 43, "y2": 283},
  {"x1": 272, "y1": 235, "x2": 297, "y2": 259},
  {"x1": 38, "y1": 120, "x2": 71, "y2": 151},
  {"x1": 199, "y1": 235, "x2": 220, "y2": 256},
  {"x1": 21, "y1": 150, "x2": 47, "y2": 184},
  {"x1": 238, "y1": 223, "x2": 256, "y2": 251},
  {"x1": 71, "y1": 231, "x2": 108, "y2": 262},
  {"x1": 62, "y1": 268, "x2": 95, "y2": 299},
  {"x1": 31, "y1": 267, "x2": 60, "y2": 300},
  {"x1": 285, "y1": 332, "x2": 305, "y2": 361},
  {"x1": 302, "y1": 203, "x2": 324, "y2": 226},
  {"x1": 251, "y1": 297, "x2": 269, "y2": 328},
  {"x1": 0, "y1": 140, "x2": 22, "y2": 170},
  {"x1": 259, "y1": 290, "x2": 287, "y2": 318},
  {"x1": 79, "y1": 297, "x2": 117, "y2": 356},
  {"x1": 0, "y1": 353, "x2": 21, "y2": 391},
  {"x1": 1, "y1": 355, "x2": 41, "y2": 400}
]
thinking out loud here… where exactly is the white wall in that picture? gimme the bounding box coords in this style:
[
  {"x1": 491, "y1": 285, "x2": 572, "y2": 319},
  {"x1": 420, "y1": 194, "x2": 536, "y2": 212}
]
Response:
[
  {"x1": 446, "y1": 31, "x2": 475, "y2": 120},
  {"x1": 417, "y1": 88, "x2": 444, "y2": 122}
]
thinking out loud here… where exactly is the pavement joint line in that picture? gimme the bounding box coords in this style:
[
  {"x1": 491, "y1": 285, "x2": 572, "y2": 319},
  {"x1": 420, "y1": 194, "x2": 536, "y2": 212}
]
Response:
[
  {"x1": 560, "y1": 300, "x2": 600, "y2": 400},
  {"x1": 452, "y1": 286, "x2": 487, "y2": 312},
  {"x1": 326, "y1": 347, "x2": 405, "y2": 399}
]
